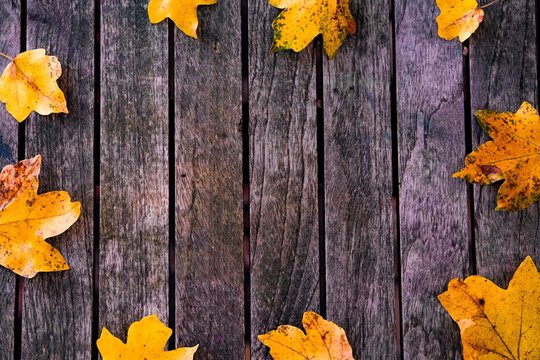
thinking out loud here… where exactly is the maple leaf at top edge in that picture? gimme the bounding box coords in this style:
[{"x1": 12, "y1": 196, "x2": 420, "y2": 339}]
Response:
[
  {"x1": 436, "y1": 0, "x2": 484, "y2": 42},
  {"x1": 438, "y1": 256, "x2": 540, "y2": 360},
  {"x1": 453, "y1": 101, "x2": 540, "y2": 211},
  {"x1": 270, "y1": 0, "x2": 357, "y2": 59},
  {"x1": 148, "y1": 0, "x2": 217, "y2": 39}
]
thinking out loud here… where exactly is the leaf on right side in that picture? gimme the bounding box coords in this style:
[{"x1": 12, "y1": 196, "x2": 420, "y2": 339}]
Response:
[
  {"x1": 270, "y1": 0, "x2": 356, "y2": 59},
  {"x1": 439, "y1": 256, "x2": 540, "y2": 359},
  {"x1": 258, "y1": 311, "x2": 354, "y2": 359},
  {"x1": 436, "y1": 0, "x2": 484, "y2": 42},
  {"x1": 453, "y1": 101, "x2": 540, "y2": 211}
]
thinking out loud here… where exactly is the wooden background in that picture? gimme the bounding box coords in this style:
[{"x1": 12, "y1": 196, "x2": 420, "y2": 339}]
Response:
[{"x1": 0, "y1": 0, "x2": 537, "y2": 359}]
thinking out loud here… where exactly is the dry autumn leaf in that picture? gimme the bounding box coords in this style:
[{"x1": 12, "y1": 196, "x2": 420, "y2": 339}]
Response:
[
  {"x1": 436, "y1": 0, "x2": 492, "y2": 42},
  {"x1": 439, "y1": 256, "x2": 540, "y2": 359},
  {"x1": 97, "y1": 314, "x2": 198, "y2": 360},
  {"x1": 0, "y1": 155, "x2": 80, "y2": 278},
  {"x1": 148, "y1": 0, "x2": 216, "y2": 38},
  {"x1": 258, "y1": 311, "x2": 354, "y2": 359},
  {"x1": 270, "y1": 0, "x2": 356, "y2": 59},
  {"x1": 453, "y1": 101, "x2": 540, "y2": 211},
  {"x1": 0, "y1": 49, "x2": 68, "y2": 122}
]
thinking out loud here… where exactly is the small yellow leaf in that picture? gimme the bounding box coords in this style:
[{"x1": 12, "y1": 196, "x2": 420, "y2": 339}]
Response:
[
  {"x1": 258, "y1": 311, "x2": 354, "y2": 359},
  {"x1": 0, "y1": 49, "x2": 68, "y2": 122},
  {"x1": 453, "y1": 101, "x2": 540, "y2": 211},
  {"x1": 148, "y1": 0, "x2": 216, "y2": 38},
  {"x1": 436, "y1": 0, "x2": 484, "y2": 42},
  {"x1": 439, "y1": 256, "x2": 540, "y2": 359},
  {"x1": 97, "y1": 314, "x2": 198, "y2": 360},
  {"x1": 270, "y1": 0, "x2": 356, "y2": 59},
  {"x1": 0, "y1": 155, "x2": 80, "y2": 278}
]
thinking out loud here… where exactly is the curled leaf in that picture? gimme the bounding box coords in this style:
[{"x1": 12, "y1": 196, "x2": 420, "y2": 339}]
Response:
[
  {"x1": 436, "y1": 0, "x2": 484, "y2": 42},
  {"x1": 148, "y1": 0, "x2": 216, "y2": 38}
]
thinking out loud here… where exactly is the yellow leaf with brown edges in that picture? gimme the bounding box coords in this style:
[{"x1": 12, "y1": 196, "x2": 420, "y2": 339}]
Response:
[
  {"x1": 436, "y1": 0, "x2": 484, "y2": 42},
  {"x1": 0, "y1": 49, "x2": 68, "y2": 122},
  {"x1": 148, "y1": 0, "x2": 216, "y2": 38},
  {"x1": 97, "y1": 314, "x2": 198, "y2": 360},
  {"x1": 258, "y1": 311, "x2": 354, "y2": 359},
  {"x1": 453, "y1": 101, "x2": 540, "y2": 211},
  {"x1": 0, "y1": 155, "x2": 80, "y2": 278},
  {"x1": 439, "y1": 256, "x2": 540, "y2": 359},
  {"x1": 271, "y1": 0, "x2": 356, "y2": 59}
]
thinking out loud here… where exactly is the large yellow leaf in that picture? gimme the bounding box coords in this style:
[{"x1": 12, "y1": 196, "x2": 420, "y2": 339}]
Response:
[
  {"x1": 453, "y1": 101, "x2": 540, "y2": 211},
  {"x1": 148, "y1": 0, "x2": 216, "y2": 38},
  {"x1": 436, "y1": 0, "x2": 484, "y2": 42},
  {"x1": 0, "y1": 155, "x2": 80, "y2": 278},
  {"x1": 258, "y1": 311, "x2": 354, "y2": 359},
  {"x1": 0, "y1": 49, "x2": 68, "y2": 122},
  {"x1": 270, "y1": 0, "x2": 356, "y2": 59},
  {"x1": 439, "y1": 256, "x2": 540, "y2": 359},
  {"x1": 97, "y1": 314, "x2": 198, "y2": 360}
]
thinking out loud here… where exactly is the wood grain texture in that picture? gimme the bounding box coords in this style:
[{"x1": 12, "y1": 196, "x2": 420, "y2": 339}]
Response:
[
  {"x1": 0, "y1": 1, "x2": 20, "y2": 358},
  {"x1": 21, "y1": 1, "x2": 94, "y2": 359},
  {"x1": 173, "y1": 2, "x2": 244, "y2": 358},
  {"x1": 396, "y1": 0, "x2": 470, "y2": 358},
  {"x1": 100, "y1": 0, "x2": 169, "y2": 339},
  {"x1": 324, "y1": 0, "x2": 395, "y2": 358},
  {"x1": 470, "y1": 0, "x2": 539, "y2": 284},
  {"x1": 249, "y1": 3, "x2": 319, "y2": 360}
]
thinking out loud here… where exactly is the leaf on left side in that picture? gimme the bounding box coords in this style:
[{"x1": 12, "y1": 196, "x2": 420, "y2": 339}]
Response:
[
  {"x1": 453, "y1": 101, "x2": 540, "y2": 211},
  {"x1": 0, "y1": 49, "x2": 68, "y2": 122},
  {"x1": 97, "y1": 314, "x2": 198, "y2": 360},
  {"x1": 439, "y1": 256, "x2": 540, "y2": 359},
  {"x1": 148, "y1": 0, "x2": 216, "y2": 38},
  {"x1": 258, "y1": 311, "x2": 354, "y2": 359},
  {"x1": 0, "y1": 155, "x2": 80, "y2": 278},
  {"x1": 436, "y1": 0, "x2": 484, "y2": 42}
]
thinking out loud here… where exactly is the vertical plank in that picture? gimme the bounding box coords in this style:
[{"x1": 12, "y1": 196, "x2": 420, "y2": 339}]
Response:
[
  {"x1": 324, "y1": 0, "x2": 395, "y2": 358},
  {"x1": 470, "y1": 0, "x2": 538, "y2": 283},
  {"x1": 174, "y1": 2, "x2": 244, "y2": 358},
  {"x1": 100, "y1": 0, "x2": 169, "y2": 338},
  {"x1": 395, "y1": 0, "x2": 469, "y2": 358},
  {"x1": 21, "y1": 1, "x2": 94, "y2": 358},
  {"x1": 249, "y1": 3, "x2": 319, "y2": 359},
  {"x1": 0, "y1": 1, "x2": 20, "y2": 358}
]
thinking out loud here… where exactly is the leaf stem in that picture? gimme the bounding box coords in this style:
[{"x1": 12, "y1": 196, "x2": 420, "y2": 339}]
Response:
[
  {"x1": 0, "y1": 51, "x2": 13, "y2": 61},
  {"x1": 479, "y1": 0, "x2": 498, "y2": 9}
]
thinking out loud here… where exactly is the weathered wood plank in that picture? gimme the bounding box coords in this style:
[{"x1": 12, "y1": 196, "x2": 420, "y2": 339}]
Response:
[
  {"x1": 249, "y1": 3, "x2": 319, "y2": 360},
  {"x1": 324, "y1": 0, "x2": 395, "y2": 358},
  {"x1": 174, "y1": 2, "x2": 244, "y2": 358},
  {"x1": 395, "y1": 0, "x2": 470, "y2": 358},
  {"x1": 0, "y1": 1, "x2": 20, "y2": 358},
  {"x1": 100, "y1": 0, "x2": 169, "y2": 339},
  {"x1": 470, "y1": 0, "x2": 538, "y2": 283},
  {"x1": 21, "y1": 1, "x2": 94, "y2": 359}
]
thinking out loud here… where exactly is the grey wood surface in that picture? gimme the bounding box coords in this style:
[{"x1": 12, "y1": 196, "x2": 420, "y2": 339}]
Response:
[
  {"x1": 99, "y1": 0, "x2": 169, "y2": 342},
  {"x1": 0, "y1": 1, "x2": 20, "y2": 359},
  {"x1": 395, "y1": 0, "x2": 470, "y2": 358},
  {"x1": 470, "y1": 0, "x2": 539, "y2": 284},
  {"x1": 249, "y1": 2, "x2": 320, "y2": 359},
  {"x1": 174, "y1": 0, "x2": 244, "y2": 358},
  {"x1": 21, "y1": 1, "x2": 94, "y2": 359},
  {"x1": 324, "y1": 0, "x2": 395, "y2": 358}
]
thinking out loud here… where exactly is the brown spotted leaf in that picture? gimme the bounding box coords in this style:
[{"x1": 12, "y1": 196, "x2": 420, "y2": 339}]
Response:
[{"x1": 0, "y1": 155, "x2": 80, "y2": 278}]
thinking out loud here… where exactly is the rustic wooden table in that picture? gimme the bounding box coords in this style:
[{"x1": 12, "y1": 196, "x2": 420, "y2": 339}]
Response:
[{"x1": 0, "y1": 0, "x2": 537, "y2": 359}]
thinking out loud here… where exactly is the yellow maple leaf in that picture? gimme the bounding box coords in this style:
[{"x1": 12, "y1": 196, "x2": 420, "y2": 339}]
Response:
[
  {"x1": 97, "y1": 314, "x2": 198, "y2": 360},
  {"x1": 439, "y1": 256, "x2": 540, "y2": 359},
  {"x1": 148, "y1": 0, "x2": 216, "y2": 38},
  {"x1": 270, "y1": 0, "x2": 356, "y2": 59},
  {"x1": 453, "y1": 101, "x2": 540, "y2": 211},
  {"x1": 0, "y1": 49, "x2": 68, "y2": 122},
  {"x1": 0, "y1": 155, "x2": 80, "y2": 278},
  {"x1": 258, "y1": 311, "x2": 354, "y2": 359},
  {"x1": 436, "y1": 0, "x2": 486, "y2": 42}
]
